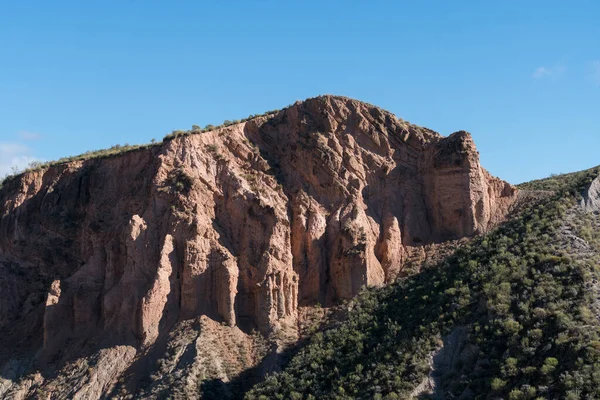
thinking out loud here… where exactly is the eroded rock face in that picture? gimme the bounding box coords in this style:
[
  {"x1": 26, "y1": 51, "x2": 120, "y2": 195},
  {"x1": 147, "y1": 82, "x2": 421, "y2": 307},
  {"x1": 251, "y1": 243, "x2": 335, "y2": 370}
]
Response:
[
  {"x1": 581, "y1": 175, "x2": 600, "y2": 213},
  {"x1": 243, "y1": 97, "x2": 516, "y2": 304},
  {"x1": 0, "y1": 95, "x2": 516, "y2": 398}
]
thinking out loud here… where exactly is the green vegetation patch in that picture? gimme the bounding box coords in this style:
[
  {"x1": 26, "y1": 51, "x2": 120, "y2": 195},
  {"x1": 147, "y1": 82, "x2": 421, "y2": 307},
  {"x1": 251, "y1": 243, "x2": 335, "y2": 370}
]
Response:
[
  {"x1": 247, "y1": 169, "x2": 600, "y2": 399},
  {"x1": 517, "y1": 166, "x2": 600, "y2": 193},
  {"x1": 162, "y1": 109, "x2": 280, "y2": 142}
]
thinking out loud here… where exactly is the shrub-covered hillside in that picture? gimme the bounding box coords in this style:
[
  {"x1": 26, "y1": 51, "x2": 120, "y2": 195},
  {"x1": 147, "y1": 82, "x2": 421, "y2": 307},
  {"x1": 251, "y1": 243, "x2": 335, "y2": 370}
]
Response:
[
  {"x1": 517, "y1": 168, "x2": 600, "y2": 193},
  {"x1": 246, "y1": 167, "x2": 600, "y2": 400}
]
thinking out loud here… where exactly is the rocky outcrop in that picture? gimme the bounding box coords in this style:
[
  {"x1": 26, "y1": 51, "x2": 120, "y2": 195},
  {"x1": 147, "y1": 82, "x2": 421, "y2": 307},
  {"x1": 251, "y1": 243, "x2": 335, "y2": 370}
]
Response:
[
  {"x1": 581, "y1": 175, "x2": 600, "y2": 213},
  {"x1": 0, "y1": 95, "x2": 517, "y2": 398},
  {"x1": 424, "y1": 130, "x2": 516, "y2": 240},
  {"x1": 243, "y1": 97, "x2": 516, "y2": 304}
]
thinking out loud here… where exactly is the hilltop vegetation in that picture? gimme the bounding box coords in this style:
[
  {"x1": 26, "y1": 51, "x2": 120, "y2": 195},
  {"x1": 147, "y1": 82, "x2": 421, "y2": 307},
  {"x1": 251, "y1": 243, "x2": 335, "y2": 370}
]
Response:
[
  {"x1": 0, "y1": 95, "x2": 417, "y2": 191},
  {"x1": 517, "y1": 167, "x2": 600, "y2": 193},
  {"x1": 247, "y1": 167, "x2": 600, "y2": 399},
  {"x1": 0, "y1": 108, "x2": 282, "y2": 190}
]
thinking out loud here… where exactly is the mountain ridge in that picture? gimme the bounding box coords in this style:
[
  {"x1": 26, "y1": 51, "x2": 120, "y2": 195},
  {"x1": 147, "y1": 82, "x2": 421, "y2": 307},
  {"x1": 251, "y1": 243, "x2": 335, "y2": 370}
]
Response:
[{"x1": 1, "y1": 94, "x2": 445, "y2": 187}]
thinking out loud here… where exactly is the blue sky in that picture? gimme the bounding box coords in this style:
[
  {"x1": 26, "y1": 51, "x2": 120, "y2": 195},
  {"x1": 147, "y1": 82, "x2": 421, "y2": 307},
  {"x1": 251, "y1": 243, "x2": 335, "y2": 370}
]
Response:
[{"x1": 1, "y1": 1, "x2": 599, "y2": 184}]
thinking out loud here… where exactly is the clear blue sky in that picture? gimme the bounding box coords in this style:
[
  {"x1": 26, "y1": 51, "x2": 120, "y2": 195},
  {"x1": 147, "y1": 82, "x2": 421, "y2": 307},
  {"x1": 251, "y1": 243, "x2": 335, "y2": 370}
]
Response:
[{"x1": 1, "y1": 1, "x2": 599, "y2": 184}]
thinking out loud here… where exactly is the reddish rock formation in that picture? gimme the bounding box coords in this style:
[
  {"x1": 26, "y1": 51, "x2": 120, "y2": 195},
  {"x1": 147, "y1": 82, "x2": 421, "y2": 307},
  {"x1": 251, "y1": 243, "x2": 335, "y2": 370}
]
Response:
[{"x1": 0, "y1": 95, "x2": 516, "y2": 398}]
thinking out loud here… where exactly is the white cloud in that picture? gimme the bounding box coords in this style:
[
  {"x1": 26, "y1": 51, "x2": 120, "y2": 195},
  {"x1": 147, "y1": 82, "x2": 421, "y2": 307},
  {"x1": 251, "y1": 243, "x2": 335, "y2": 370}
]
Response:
[
  {"x1": 533, "y1": 65, "x2": 566, "y2": 79},
  {"x1": 17, "y1": 131, "x2": 41, "y2": 141},
  {"x1": 533, "y1": 67, "x2": 550, "y2": 78},
  {"x1": 0, "y1": 142, "x2": 41, "y2": 177}
]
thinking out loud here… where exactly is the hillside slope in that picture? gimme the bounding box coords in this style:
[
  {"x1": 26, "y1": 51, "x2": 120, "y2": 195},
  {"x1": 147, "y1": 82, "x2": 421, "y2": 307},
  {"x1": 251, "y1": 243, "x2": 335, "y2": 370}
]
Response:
[
  {"x1": 0, "y1": 96, "x2": 516, "y2": 399},
  {"x1": 247, "y1": 167, "x2": 600, "y2": 399}
]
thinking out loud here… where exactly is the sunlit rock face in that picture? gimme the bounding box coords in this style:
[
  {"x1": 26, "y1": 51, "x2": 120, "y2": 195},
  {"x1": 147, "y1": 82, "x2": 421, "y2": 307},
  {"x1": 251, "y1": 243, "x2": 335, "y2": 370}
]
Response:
[{"x1": 0, "y1": 95, "x2": 516, "y2": 398}]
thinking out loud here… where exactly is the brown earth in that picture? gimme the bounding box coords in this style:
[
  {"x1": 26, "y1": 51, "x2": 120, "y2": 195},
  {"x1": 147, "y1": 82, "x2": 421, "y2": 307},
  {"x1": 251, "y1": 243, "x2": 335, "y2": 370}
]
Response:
[{"x1": 0, "y1": 95, "x2": 517, "y2": 398}]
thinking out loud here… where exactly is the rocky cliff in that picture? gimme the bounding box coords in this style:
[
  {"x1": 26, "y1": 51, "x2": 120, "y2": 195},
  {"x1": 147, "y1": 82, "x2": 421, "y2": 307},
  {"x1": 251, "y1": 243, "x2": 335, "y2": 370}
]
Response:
[{"x1": 0, "y1": 95, "x2": 516, "y2": 398}]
